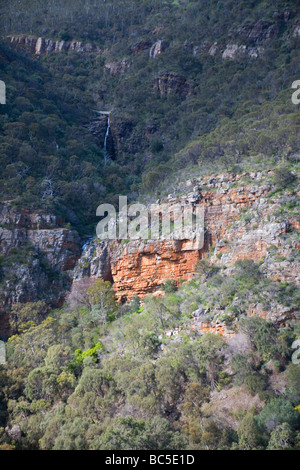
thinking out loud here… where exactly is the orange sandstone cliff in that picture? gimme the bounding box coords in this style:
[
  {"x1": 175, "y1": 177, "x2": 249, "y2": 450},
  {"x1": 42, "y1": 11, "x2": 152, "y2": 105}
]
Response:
[{"x1": 71, "y1": 171, "x2": 299, "y2": 303}]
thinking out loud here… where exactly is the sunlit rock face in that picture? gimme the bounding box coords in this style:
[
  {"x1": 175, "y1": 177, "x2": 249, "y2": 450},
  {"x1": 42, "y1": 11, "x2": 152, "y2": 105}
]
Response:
[
  {"x1": 71, "y1": 171, "x2": 299, "y2": 303},
  {"x1": 9, "y1": 36, "x2": 98, "y2": 54},
  {"x1": 149, "y1": 39, "x2": 168, "y2": 58}
]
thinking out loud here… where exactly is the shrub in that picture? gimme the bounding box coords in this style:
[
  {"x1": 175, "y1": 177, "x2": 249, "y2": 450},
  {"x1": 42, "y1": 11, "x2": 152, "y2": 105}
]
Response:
[
  {"x1": 257, "y1": 398, "x2": 299, "y2": 433},
  {"x1": 245, "y1": 374, "x2": 266, "y2": 396},
  {"x1": 150, "y1": 139, "x2": 164, "y2": 153},
  {"x1": 58, "y1": 30, "x2": 72, "y2": 41},
  {"x1": 286, "y1": 363, "x2": 300, "y2": 403},
  {"x1": 273, "y1": 166, "x2": 296, "y2": 188},
  {"x1": 73, "y1": 343, "x2": 103, "y2": 365},
  {"x1": 162, "y1": 279, "x2": 177, "y2": 293}
]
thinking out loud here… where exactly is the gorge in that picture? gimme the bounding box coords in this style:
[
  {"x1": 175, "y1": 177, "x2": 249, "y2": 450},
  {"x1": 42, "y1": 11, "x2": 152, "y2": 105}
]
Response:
[{"x1": 0, "y1": 0, "x2": 299, "y2": 452}]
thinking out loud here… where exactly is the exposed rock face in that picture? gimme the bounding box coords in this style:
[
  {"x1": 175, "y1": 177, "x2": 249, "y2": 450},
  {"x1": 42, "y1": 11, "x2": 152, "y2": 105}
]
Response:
[
  {"x1": 130, "y1": 40, "x2": 152, "y2": 55},
  {"x1": 86, "y1": 114, "x2": 141, "y2": 159},
  {"x1": 86, "y1": 115, "x2": 116, "y2": 159},
  {"x1": 104, "y1": 58, "x2": 131, "y2": 76},
  {"x1": 72, "y1": 239, "x2": 202, "y2": 303},
  {"x1": 111, "y1": 239, "x2": 202, "y2": 303},
  {"x1": 109, "y1": 116, "x2": 146, "y2": 157},
  {"x1": 72, "y1": 171, "x2": 299, "y2": 304},
  {"x1": 235, "y1": 20, "x2": 280, "y2": 42},
  {"x1": 190, "y1": 307, "x2": 235, "y2": 338},
  {"x1": 195, "y1": 13, "x2": 298, "y2": 61},
  {"x1": 153, "y1": 73, "x2": 193, "y2": 99},
  {"x1": 230, "y1": 14, "x2": 292, "y2": 42},
  {"x1": 208, "y1": 42, "x2": 219, "y2": 56},
  {"x1": 246, "y1": 302, "x2": 297, "y2": 325},
  {"x1": 193, "y1": 41, "x2": 263, "y2": 60},
  {"x1": 149, "y1": 39, "x2": 168, "y2": 58},
  {"x1": 222, "y1": 44, "x2": 247, "y2": 60},
  {"x1": 0, "y1": 204, "x2": 80, "y2": 270},
  {"x1": 5, "y1": 424, "x2": 21, "y2": 442},
  {"x1": 222, "y1": 44, "x2": 263, "y2": 60},
  {"x1": 9, "y1": 36, "x2": 98, "y2": 54},
  {"x1": 293, "y1": 22, "x2": 300, "y2": 37},
  {"x1": 222, "y1": 44, "x2": 264, "y2": 60},
  {"x1": 0, "y1": 203, "x2": 81, "y2": 339}
]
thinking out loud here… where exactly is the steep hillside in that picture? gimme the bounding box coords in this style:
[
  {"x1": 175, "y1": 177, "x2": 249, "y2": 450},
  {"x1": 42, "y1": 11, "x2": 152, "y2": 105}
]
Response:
[
  {"x1": 0, "y1": 0, "x2": 299, "y2": 452},
  {"x1": 2, "y1": 0, "x2": 300, "y2": 194}
]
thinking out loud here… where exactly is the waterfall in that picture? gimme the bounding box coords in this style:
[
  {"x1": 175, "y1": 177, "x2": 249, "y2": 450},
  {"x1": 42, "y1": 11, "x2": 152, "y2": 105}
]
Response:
[
  {"x1": 81, "y1": 236, "x2": 94, "y2": 252},
  {"x1": 0, "y1": 340, "x2": 6, "y2": 364},
  {"x1": 104, "y1": 116, "x2": 110, "y2": 165}
]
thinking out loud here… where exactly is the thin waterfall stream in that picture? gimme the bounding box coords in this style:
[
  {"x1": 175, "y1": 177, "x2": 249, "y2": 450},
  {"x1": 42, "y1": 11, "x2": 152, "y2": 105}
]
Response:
[{"x1": 104, "y1": 116, "x2": 110, "y2": 165}]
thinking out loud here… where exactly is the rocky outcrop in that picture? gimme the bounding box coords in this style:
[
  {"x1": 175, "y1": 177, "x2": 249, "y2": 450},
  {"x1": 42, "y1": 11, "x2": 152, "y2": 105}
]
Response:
[
  {"x1": 87, "y1": 112, "x2": 147, "y2": 159},
  {"x1": 208, "y1": 42, "x2": 219, "y2": 56},
  {"x1": 0, "y1": 203, "x2": 81, "y2": 339},
  {"x1": 230, "y1": 12, "x2": 293, "y2": 42},
  {"x1": 86, "y1": 114, "x2": 116, "y2": 159},
  {"x1": 222, "y1": 44, "x2": 263, "y2": 60},
  {"x1": 222, "y1": 44, "x2": 247, "y2": 60},
  {"x1": 72, "y1": 238, "x2": 202, "y2": 303},
  {"x1": 109, "y1": 116, "x2": 147, "y2": 157},
  {"x1": 104, "y1": 58, "x2": 131, "y2": 76},
  {"x1": 149, "y1": 39, "x2": 168, "y2": 58},
  {"x1": 71, "y1": 170, "x2": 300, "y2": 304},
  {"x1": 233, "y1": 20, "x2": 281, "y2": 42},
  {"x1": 293, "y1": 22, "x2": 300, "y2": 37},
  {"x1": 0, "y1": 204, "x2": 80, "y2": 270},
  {"x1": 130, "y1": 40, "x2": 152, "y2": 55},
  {"x1": 194, "y1": 13, "x2": 298, "y2": 61},
  {"x1": 193, "y1": 41, "x2": 264, "y2": 60},
  {"x1": 153, "y1": 73, "x2": 194, "y2": 99},
  {"x1": 9, "y1": 36, "x2": 98, "y2": 54},
  {"x1": 190, "y1": 307, "x2": 235, "y2": 338}
]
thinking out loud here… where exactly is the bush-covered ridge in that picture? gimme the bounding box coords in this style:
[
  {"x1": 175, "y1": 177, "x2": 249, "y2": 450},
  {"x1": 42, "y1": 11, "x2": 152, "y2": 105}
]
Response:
[
  {"x1": 1, "y1": 0, "x2": 300, "y2": 207},
  {"x1": 0, "y1": 265, "x2": 299, "y2": 450},
  {"x1": 0, "y1": 0, "x2": 299, "y2": 451}
]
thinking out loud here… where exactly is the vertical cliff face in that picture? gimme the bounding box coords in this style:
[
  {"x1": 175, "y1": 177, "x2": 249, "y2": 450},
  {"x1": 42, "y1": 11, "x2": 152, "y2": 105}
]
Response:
[
  {"x1": 0, "y1": 203, "x2": 81, "y2": 339},
  {"x1": 9, "y1": 36, "x2": 98, "y2": 54},
  {"x1": 71, "y1": 171, "x2": 299, "y2": 303},
  {"x1": 2, "y1": 170, "x2": 298, "y2": 336}
]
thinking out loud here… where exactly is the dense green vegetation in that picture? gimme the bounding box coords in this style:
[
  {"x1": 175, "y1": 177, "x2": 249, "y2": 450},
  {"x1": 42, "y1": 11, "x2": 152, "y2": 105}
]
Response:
[
  {"x1": 0, "y1": 41, "x2": 136, "y2": 235},
  {"x1": 0, "y1": 267, "x2": 299, "y2": 450},
  {"x1": 1, "y1": 0, "x2": 300, "y2": 213},
  {"x1": 0, "y1": 0, "x2": 300, "y2": 451}
]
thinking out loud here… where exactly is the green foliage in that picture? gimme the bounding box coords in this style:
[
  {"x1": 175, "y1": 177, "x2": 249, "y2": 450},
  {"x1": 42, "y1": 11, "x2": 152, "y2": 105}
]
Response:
[
  {"x1": 273, "y1": 165, "x2": 297, "y2": 189},
  {"x1": 129, "y1": 295, "x2": 141, "y2": 312},
  {"x1": 245, "y1": 374, "x2": 266, "y2": 396},
  {"x1": 235, "y1": 409, "x2": 262, "y2": 450},
  {"x1": 161, "y1": 279, "x2": 177, "y2": 293},
  {"x1": 0, "y1": 41, "x2": 133, "y2": 236},
  {"x1": 231, "y1": 354, "x2": 256, "y2": 386},
  {"x1": 267, "y1": 423, "x2": 298, "y2": 450},
  {"x1": 180, "y1": 383, "x2": 209, "y2": 419},
  {"x1": 0, "y1": 0, "x2": 300, "y2": 452},
  {"x1": 87, "y1": 279, "x2": 117, "y2": 323},
  {"x1": 150, "y1": 138, "x2": 164, "y2": 153},
  {"x1": 9, "y1": 301, "x2": 48, "y2": 334},
  {"x1": 1, "y1": 277, "x2": 300, "y2": 450},
  {"x1": 195, "y1": 259, "x2": 220, "y2": 278},
  {"x1": 286, "y1": 363, "x2": 300, "y2": 403},
  {"x1": 99, "y1": 416, "x2": 184, "y2": 450},
  {"x1": 73, "y1": 342, "x2": 103, "y2": 365},
  {"x1": 234, "y1": 259, "x2": 262, "y2": 289},
  {"x1": 257, "y1": 398, "x2": 299, "y2": 433}
]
